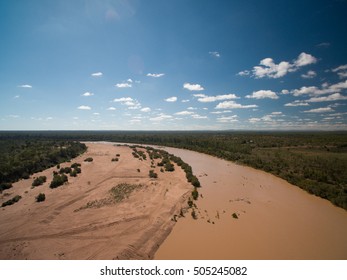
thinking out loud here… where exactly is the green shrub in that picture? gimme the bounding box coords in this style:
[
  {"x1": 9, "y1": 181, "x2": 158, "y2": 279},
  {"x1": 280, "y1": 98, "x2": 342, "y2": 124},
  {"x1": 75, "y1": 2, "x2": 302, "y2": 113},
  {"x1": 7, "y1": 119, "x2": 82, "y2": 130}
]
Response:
[
  {"x1": 149, "y1": 170, "x2": 158, "y2": 178},
  {"x1": 36, "y1": 193, "x2": 46, "y2": 202},
  {"x1": 164, "y1": 162, "x2": 175, "y2": 172},
  {"x1": 84, "y1": 157, "x2": 93, "y2": 162},
  {"x1": 50, "y1": 174, "x2": 68, "y2": 188},
  {"x1": 0, "y1": 183, "x2": 13, "y2": 192},
  {"x1": 192, "y1": 188, "x2": 199, "y2": 200},
  {"x1": 70, "y1": 170, "x2": 77, "y2": 177},
  {"x1": 2, "y1": 195, "x2": 22, "y2": 207},
  {"x1": 32, "y1": 176, "x2": 47, "y2": 187}
]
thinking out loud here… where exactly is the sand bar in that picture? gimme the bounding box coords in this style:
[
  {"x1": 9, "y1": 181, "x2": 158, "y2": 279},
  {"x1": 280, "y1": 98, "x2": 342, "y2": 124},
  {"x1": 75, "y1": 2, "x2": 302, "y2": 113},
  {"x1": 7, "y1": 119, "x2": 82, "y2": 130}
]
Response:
[
  {"x1": 0, "y1": 143, "x2": 191, "y2": 259},
  {"x1": 155, "y1": 147, "x2": 347, "y2": 260}
]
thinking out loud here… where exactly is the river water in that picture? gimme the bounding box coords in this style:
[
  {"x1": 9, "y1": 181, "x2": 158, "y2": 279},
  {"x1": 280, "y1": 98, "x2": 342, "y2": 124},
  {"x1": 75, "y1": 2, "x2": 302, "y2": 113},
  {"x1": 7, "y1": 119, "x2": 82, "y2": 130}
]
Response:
[{"x1": 154, "y1": 146, "x2": 347, "y2": 259}]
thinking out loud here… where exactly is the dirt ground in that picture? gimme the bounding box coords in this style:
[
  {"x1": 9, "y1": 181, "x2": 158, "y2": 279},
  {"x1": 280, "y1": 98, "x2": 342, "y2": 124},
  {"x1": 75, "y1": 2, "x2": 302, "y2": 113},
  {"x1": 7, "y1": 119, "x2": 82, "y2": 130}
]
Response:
[{"x1": 0, "y1": 143, "x2": 192, "y2": 260}]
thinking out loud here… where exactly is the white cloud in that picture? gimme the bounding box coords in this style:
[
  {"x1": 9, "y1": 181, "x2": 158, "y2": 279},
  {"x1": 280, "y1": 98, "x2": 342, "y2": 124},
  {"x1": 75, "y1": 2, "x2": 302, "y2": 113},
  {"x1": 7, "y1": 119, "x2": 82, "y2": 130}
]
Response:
[
  {"x1": 294, "y1": 52, "x2": 317, "y2": 67},
  {"x1": 165, "y1": 96, "x2": 177, "y2": 102},
  {"x1": 77, "y1": 105, "x2": 91, "y2": 110},
  {"x1": 249, "y1": 118, "x2": 261, "y2": 123},
  {"x1": 127, "y1": 78, "x2": 133, "y2": 83},
  {"x1": 147, "y1": 73, "x2": 165, "y2": 78},
  {"x1": 301, "y1": 70, "x2": 317, "y2": 79},
  {"x1": 240, "y1": 52, "x2": 317, "y2": 79},
  {"x1": 115, "y1": 83, "x2": 132, "y2": 88},
  {"x1": 181, "y1": 99, "x2": 190, "y2": 103},
  {"x1": 271, "y1": 112, "x2": 282, "y2": 115},
  {"x1": 14, "y1": 95, "x2": 20, "y2": 99},
  {"x1": 93, "y1": 113, "x2": 100, "y2": 115},
  {"x1": 332, "y1": 65, "x2": 347, "y2": 79},
  {"x1": 291, "y1": 80, "x2": 347, "y2": 96},
  {"x1": 91, "y1": 72, "x2": 103, "y2": 77},
  {"x1": 237, "y1": 70, "x2": 250, "y2": 76},
  {"x1": 140, "y1": 107, "x2": 151, "y2": 112},
  {"x1": 113, "y1": 97, "x2": 141, "y2": 109},
  {"x1": 46, "y1": 117, "x2": 53, "y2": 120},
  {"x1": 304, "y1": 107, "x2": 334, "y2": 113},
  {"x1": 215, "y1": 101, "x2": 258, "y2": 109},
  {"x1": 246, "y1": 90, "x2": 279, "y2": 99},
  {"x1": 196, "y1": 93, "x2": 239, "y2": 102},
  {"x1": 187, "y1": 107, "x2": 197, "y2": 110},
  {"x1": 306, "y1": 93, "x2": 347, "y2": 102},
  {"x1": 192, "y1": 114, "x2": 208, "y2": 119},
  {"x1": 175, "y1": 111, "x2": 194, "y2": 116},
  {"x1": 18, "y1": 84, "x2": 32, "y2": 88},
  {"x1": 113, "y1": 97, "x2": 133, "y2": 102},
  {"x1": 183, "y1": 83, "x2": 204, "y2": 91},
  {"x1": 82, "y1": 92, "x2": 94, "y2": 97},
  {"x1": 150, "y1": 113, "x2": 172, "y2": 122},
  {"x1": 209, "y1": 51, "x2": 220, "y2": 58},
  {"x1": 284, "y1": 101, "x2": 310, "y2": 107},
  {"x1": 211, "y1": 110, "x2": 232, "y2": 114},
  {"x1": 316, "y1": 42, "x2": 330, "y2": 48},
  {"x1": 106, "y1": 107, "x2": 116, "y2": 111},
  {"x1": 217, "y1": 115, "x2": 238, "y2": 123}
]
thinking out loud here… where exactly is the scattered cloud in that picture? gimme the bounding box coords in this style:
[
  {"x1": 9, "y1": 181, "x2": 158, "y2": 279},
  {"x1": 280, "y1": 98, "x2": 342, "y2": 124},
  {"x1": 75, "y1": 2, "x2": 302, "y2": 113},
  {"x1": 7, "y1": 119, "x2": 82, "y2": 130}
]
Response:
[
  {"x1": 147, "y1": 73, "x2": 165, "y2": 78},
  {"x1": 115, "y1": 83, "x2": 132, "y2": 88},
  {"x1": 301, "y1": 70, "x2": 317, "y2": 79},
  {"x1": 209, "y1": 51, "x2": 220, "y2": 58},
  {"x1": 246, "y1": 90, "x2": 279, "y2": 99},
  {"x1": 215, "y1": 101, "x2": 258, "y2": 109},
  {"x1": 8, "y1": 114, "x2": 20, "y2": 118},
  {"x1": 181, "y1": 99, "x2": 190, "y2": 103},
  {"x1": 304, "y1": 107, "x2": 334, "y2": 113},
  {"x1": 281, "y1": 89, "x2": 290, "y2": 95},
  {"x1": 284, "y1": 100, "x2": 310, "y2": 107},
  {"x1": 187, "y1": 107, "x2": 197, "y2": 110},
  {"x1": 175, "y1": 111, "x2": 194, "y2": 116},
  {"x1": 237, "y1": 70, "x2": 250, "y2": 76},
  {"x1": 211, "y1": 110, "x2": 232, "y2": 114},
  {"x1": 18, "y1": 84, "x2": 32, "y2": 88},
  {"x1": 82, "y1": 92, "x2": 94, "y2": 97},
  {"x1": 14, "y1": 95, "x2": 20, "y2": 99},
  {"x1": 289, "y1": 80, "x2": 347, "y2": 97},
  {"x1": 192, "y1": 114, "x2": 208, "y2": 119},
  {"x1": 183, "y1": 83, "x2": 204, "y2": 91},
  {"x1": 91, "y1": 72, "x2": 103, "y2": 77},
  {"x1": 112, "y1": 97, "x2": 141, "y2": 109},
  {"x1": 106, "y1": 107, "x2": 116, "y2": 111},
  {"x1": 93, "y1": 112, "x2": 100, "y2": 115},
  {"x1": 113, "y1": 97, "x2": 133, "y2": 102},
  {"x1": 127, "y1": 78, "x2": 133, "y2": 83},
  {"x1": 332, "y1": 64, "x2": 347, "y2": 79},
  {"x1": 140, "y1": 107, "x2": 151, "y2": 112},
  {"x1": 150, "y1": 113, "x2": 173, "y2": 122},
  {"x1": 239, "y1": 52, "x2": 317, "y2": 79},
  {"x1": 195, "y1": 93, "x2": 239, "y2": 102},
  {"x1": 306, "y1": 93, "x2": 347, "y2": 102},
  {"x1": 77, "y1": 105, "x2": 91, "y2": 110},
  {"x1": 294, "y1": 52, "x2": 317, "y2": 67},
  {"x1": 217, "y1": 115, "x2": 238, "y2": 123},
  {"x1": 316, "y1": 42, "x2": 330, "y2": 48},
  {"x1": 165, "y1": 96, "x2": 177, "y2": 102}
]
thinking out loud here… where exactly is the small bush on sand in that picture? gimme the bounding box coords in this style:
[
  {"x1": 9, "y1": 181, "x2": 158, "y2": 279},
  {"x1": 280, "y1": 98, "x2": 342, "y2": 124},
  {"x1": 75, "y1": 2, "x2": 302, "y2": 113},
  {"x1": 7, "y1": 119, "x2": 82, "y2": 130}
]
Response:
[
  {"x1": 36, "y1": 193, "x2": 46, "y2": 202},
  {"x1": 84, "y1": 157, "x2": 93, "y2": 162},
  {"x1": 2, "y1": 195, "x2": 22, "y2": 207}
]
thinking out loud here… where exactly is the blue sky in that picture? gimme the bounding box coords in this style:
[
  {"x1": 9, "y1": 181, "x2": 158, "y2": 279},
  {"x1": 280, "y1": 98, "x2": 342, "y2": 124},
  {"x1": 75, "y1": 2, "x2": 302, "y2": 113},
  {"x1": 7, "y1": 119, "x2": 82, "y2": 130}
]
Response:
[{"x1": 1, "y1": 0, "x2": 347, "y2": 130}]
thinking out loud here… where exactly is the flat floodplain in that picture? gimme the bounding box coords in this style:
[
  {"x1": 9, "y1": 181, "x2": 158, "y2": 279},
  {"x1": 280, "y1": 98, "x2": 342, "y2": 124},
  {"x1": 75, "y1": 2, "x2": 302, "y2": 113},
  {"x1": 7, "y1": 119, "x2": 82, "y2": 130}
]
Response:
[{"x1": 155, "y1": 147, "x2": 347, "y2": 260}]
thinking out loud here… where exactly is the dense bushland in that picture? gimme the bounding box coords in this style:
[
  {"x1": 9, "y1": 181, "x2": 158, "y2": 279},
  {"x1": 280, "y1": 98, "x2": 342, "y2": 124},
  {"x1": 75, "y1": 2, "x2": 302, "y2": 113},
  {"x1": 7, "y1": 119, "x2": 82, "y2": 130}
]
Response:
[{"x1": 0, "y1": 137, "x2": 86, "y2": 186}]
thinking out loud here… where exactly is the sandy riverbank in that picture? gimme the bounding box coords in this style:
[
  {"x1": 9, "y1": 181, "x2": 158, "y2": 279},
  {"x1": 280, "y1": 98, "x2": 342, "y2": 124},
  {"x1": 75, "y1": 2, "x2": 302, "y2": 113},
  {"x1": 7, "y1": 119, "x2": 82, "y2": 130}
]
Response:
[
  {"x1": 0, "y1": 143, "x2": 192, "y2": 259},
  {"x1": 155, "y1": 147, "x2": 347, "y2": 260}
]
